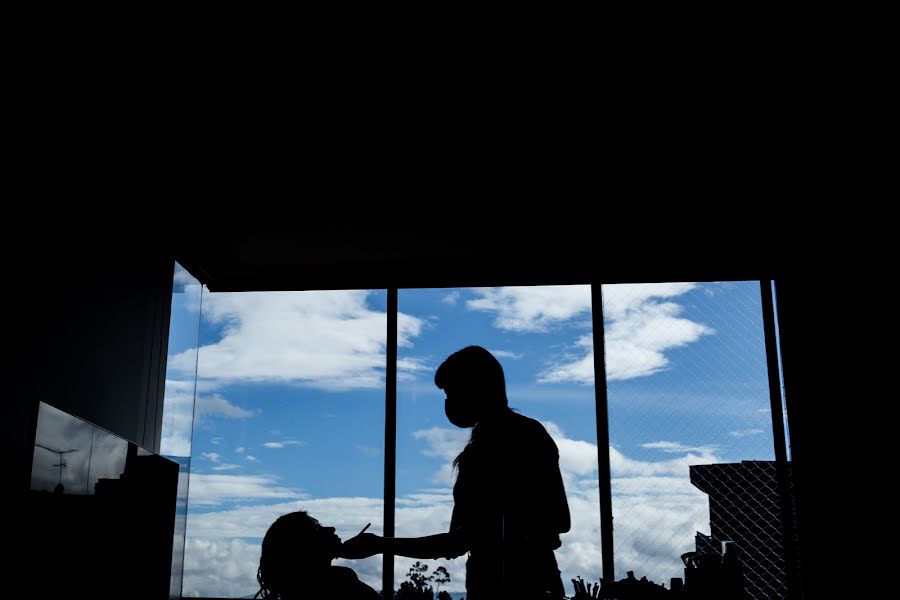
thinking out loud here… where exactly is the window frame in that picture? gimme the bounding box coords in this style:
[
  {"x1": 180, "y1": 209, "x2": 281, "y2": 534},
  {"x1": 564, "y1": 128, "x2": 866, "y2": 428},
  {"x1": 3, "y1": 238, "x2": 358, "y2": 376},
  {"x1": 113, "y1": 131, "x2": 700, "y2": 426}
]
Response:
[{"x1": 166, "y1": 278, "x2": 795, "y2": 598}]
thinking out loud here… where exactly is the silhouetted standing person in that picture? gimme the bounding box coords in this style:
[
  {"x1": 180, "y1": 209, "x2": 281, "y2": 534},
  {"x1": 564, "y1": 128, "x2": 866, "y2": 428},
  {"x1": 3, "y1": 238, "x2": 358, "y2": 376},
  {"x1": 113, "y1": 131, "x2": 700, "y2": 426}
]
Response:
[
  {"x1": 255, "y1": 510, "x2": 380, "y2": 600},
  {"x1": 341, "y1": 346, "x2": 571, "y2": 599}
]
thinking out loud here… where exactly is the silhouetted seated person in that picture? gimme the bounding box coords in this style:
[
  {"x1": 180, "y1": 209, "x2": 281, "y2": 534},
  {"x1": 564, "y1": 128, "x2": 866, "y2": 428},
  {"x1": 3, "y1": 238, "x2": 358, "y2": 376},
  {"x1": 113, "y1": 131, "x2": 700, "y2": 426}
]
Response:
[
  {"x1": 341, "y1": 346, "x2": 570, "y2": 600},
  {"x1": 255, "y1": 510, "x2": 380, "y2": 600}
]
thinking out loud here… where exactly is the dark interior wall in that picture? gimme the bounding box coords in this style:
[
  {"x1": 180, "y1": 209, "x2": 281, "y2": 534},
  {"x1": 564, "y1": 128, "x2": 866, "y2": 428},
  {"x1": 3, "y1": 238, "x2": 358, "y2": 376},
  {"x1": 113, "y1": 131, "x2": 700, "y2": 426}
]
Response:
[
  {"x1": 8, "y1": 243, "x2": 173, "y2": 492},
  {"x1": 774, "y1": 277, "x2": 829, "y2": 599}
]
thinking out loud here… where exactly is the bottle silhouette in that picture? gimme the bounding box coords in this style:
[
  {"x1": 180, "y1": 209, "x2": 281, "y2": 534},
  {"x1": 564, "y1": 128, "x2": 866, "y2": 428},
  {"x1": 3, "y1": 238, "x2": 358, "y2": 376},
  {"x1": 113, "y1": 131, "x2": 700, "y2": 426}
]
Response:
[{"x1": 722, "y1": 541, "x2": 745, "y2": 599}]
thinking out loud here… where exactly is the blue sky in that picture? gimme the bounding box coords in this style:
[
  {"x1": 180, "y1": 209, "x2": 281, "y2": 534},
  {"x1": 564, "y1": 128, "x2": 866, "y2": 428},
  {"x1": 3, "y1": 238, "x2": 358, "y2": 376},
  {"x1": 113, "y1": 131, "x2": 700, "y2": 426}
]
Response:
[{"x1": 161, "y1": 268, "x2": 777, "y2": 597}]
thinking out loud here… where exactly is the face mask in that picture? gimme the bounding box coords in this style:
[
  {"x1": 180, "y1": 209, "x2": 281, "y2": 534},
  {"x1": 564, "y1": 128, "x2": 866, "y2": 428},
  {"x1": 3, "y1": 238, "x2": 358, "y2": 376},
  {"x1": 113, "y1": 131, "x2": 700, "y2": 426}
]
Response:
[{"x1": 445, "y1": 398, "x2": 478, "y2": 428}]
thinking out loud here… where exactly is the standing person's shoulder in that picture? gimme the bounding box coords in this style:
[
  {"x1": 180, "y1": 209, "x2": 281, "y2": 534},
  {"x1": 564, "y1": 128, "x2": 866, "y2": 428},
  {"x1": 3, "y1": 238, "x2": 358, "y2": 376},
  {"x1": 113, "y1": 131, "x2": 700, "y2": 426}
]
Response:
[{"x1": 510, "y1": 412, "x2": 558, "y2": 452}]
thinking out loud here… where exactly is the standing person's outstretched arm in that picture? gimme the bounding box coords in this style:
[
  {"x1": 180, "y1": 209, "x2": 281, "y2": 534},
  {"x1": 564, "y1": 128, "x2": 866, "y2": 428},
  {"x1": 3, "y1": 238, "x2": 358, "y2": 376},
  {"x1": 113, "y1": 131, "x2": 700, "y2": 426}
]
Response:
[{"x1": 339, "y1": 531, "x2": 467, "y2": 560}]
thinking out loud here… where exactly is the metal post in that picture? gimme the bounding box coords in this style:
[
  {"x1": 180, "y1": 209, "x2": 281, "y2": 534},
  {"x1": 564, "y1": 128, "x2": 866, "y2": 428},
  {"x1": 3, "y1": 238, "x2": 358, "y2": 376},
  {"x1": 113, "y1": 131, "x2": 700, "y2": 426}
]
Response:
[
  {"x1": 591, "y1": 283, "x2": 615, "y2": 582},
  {"x1": 383, "y1": 288, "x2": 398, "y2": 597},
  {"x1": 760, "y1": 280, "x2": 799, "y2": 599}
]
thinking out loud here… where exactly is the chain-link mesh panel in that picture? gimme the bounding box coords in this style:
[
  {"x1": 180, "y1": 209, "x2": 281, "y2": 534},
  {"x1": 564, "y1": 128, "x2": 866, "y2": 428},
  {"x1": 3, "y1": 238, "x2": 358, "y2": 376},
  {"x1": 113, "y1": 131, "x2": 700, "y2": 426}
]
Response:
[
  {"x1": 690, "y1": 461, "x2": 793, "y2": 598},
  {"x1": 396, "y1": 286, "x2": 603, "y2": 598},
  {"x1": 602, "y1": 281, "x2": 793, "y2": 599}
]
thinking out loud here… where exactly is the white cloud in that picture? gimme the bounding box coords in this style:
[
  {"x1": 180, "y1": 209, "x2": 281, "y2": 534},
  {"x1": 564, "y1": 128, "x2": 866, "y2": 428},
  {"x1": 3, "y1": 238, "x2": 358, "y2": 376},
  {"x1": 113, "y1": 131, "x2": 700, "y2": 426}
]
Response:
[
  {"x1": 390, "y1": 494, "x2": 467, "y2": 593},
  {"x1": 235, "y1": 446, "x2": 245, "y2": 453},
  {"x1": 262, "y1": 440, "x2": 306, "y2": 449},
  {"x1": 601, "y1": 283, "x2": 713, "y2": 381},
  {"x1": 537, "y1": 334, "x2": 595, "y2": 385},
  {"x1": 244, "y1": 455, "x2": 258, "y2": 463},
  {"x1": 181, "y1": 425, "x2": 726, "y2": 596},
  {"x1": 173, "y1": 264, "x2": 200, "y2": 287},
  {"x1": 601, "y1": 283, "x2": 697, "y2": 319},
  {"x1": 173, "y1": 279, "x2": 204, "y2": 313},
  {"x1": 181, "y1": 536, "x2": 262, "y2": 598},
  {"x1": 409, "y1": 421, "x2": 723, "y2": 586},
  {"x1": 729, "y1": 428, "x2": 764, "y2": 438},
  {"x1": 181, "y1": 496, "x2": 467, "y2": 596},
  {"x1": 186, "y1": 497, "x2": 384, "y2": 541},
  {"x1": 161, "y1": 380, "x2": 250, "y2": 457},
  {"x1": 609, "y1": 445, "x2": 720, "y2": 478},
  {"x1": 202, "y1": 452, "x2": 221, "y2": 462},
  {"x1": 396, "y1": 491, "x2": 454, "y2": 508},
  {"x1": 185, "y1": 473, "x2": 306, "y2": 506},
  {"x1": 397, "y1": 357, "x2": 429, "y2": 372},
  {"x1": 611, "y1": 475, "x2": 705, "y2": 496},
  {"x1": 441, "y1": 290, "x2": 461, "y2": 305},
  {"x1": 549, "y1": 422, "x2": 721, "y2": 584},
  {"x1": 610, "y1": 487, "x2": 710, "y2": 581},
  {"x1": 160, "y1": 379, "x2": 196, "y2": 457},
  {"x1": 412, "y1": 427, "x2": 470, "y2": 462},
  {"x1": 489, "y1": 349, "x2": 523, "y2": 360},
  {"x1": 467, "y1": 285, "x2": 592, "y2": 332},
  {"x1": 167, "y1": 290, "x2": 424, "y2": 391},
  {"x1": 538, "y1": 283, "x2": 713, "y2": 384},
  {"x1": 197, "y1": 394, "x2": 256, "y2": 419},
  {"x1": 182, "y1": 497, "x2": 386, "y2": 597},
  {"x1": 412, "y1": 427, "x2": 470, "y2": 486},
  {"x1": 212, "y1": 463, "x2": 241, "y2": 471},
  {"x1": 606, "y1": 444, "x2": 717, "y2": 582},
  {"x1": 397, "y1": 357, "x2": 431, "y2": 383},
  {"x1": 641, "y1": 441, "x2": 719, "y2": 454},
  {"x1": 210, "y1": 437, "x2": 222, "y2": 445},
  {"x1": 543, "y1": 421, "x2": 600, "y2": 476},
  {"x1": 464, "y1": 284, "x2": 711, "y2": 384}
]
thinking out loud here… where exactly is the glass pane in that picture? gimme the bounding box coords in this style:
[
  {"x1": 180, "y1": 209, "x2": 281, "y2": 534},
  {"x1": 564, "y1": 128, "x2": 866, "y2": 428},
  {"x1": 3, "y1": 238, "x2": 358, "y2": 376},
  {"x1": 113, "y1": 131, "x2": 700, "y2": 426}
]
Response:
[
  {"x1": 27, "y1": 402, "x2": 178, "y2": 599},
  {"x1": 603, "y1": 281, "x2": 786, "y2": 597},
  {"x1": 32, "y1": 402, "x2": 93, "y2": 494},
  {"x1": 772, "y1": 280, "x2": 792, "y2": 461},
  {"x1": 172, "y1": 289, "x2": 388, "y2": 598},
  {"x1": 396, "y1": 286, "x2": 600, "y2": 598},
  {"x1": 160, "y1": 262, "x2": 204, "y2": 597}
]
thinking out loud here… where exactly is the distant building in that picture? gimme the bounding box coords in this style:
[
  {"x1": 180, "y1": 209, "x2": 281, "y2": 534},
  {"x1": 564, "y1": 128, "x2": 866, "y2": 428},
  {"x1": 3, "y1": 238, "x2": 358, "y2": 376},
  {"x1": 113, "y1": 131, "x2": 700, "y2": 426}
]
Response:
[
  {"x1": 690, "y1": 460, "x2": 793, "y2": 599},
  {"x1": 694, "y1": 531, "x2": 720, "y2": 557}
]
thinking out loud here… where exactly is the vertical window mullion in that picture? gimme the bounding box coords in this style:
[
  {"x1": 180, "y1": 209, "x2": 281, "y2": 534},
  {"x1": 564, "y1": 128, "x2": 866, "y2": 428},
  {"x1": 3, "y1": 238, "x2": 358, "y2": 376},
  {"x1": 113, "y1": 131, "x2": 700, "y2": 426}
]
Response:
[
  {"x1": 383, "y1": 288, "x2": 398, "y2": 596},
  {"x1": 591, "y1": 283, "x2": 615, "y2": 582},
  {"x1": 760, "y1": 280, "x2": 799, "y2": 598}
]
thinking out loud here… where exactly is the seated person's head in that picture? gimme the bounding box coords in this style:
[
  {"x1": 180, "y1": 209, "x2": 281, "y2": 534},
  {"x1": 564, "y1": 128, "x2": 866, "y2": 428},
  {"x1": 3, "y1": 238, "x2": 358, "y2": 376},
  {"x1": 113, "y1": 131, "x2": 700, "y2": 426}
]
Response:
[{"x1": 257, "y1": 510, "x2": 342, "y2": 597}]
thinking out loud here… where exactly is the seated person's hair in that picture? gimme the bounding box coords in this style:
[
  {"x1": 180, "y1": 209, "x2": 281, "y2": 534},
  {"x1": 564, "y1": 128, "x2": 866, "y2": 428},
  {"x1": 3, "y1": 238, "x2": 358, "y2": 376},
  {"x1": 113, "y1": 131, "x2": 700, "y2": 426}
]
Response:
[{"x1": 256, "y1": 510, "x2": 340, "y2": 599}]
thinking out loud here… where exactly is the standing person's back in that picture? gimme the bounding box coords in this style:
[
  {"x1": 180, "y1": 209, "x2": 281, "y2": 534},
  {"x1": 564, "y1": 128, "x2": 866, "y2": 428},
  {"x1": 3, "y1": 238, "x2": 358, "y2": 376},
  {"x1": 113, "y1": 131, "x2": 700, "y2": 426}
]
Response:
[{"x1": 453, "y1": 408, "x2": 569, "y2": 598}]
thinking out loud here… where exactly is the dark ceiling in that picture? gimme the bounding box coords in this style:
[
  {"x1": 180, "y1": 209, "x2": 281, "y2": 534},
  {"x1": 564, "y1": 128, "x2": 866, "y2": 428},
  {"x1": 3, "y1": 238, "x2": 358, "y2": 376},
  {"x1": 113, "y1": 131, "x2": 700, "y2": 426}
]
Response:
[{"x1": 172, "y1": 216, "x2": 788, "y2": 292}]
